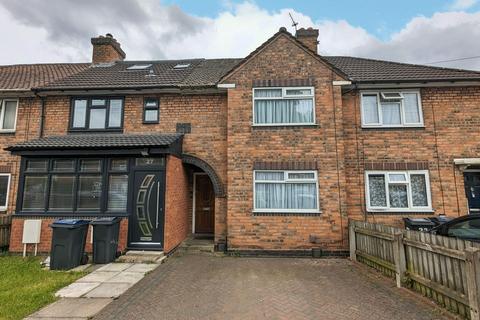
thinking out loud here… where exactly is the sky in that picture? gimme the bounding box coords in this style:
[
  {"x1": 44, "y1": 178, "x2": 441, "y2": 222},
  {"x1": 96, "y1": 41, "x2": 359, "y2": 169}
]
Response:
[{"x1": 1, "y1": 0, "x2": 480, "y2": 69}]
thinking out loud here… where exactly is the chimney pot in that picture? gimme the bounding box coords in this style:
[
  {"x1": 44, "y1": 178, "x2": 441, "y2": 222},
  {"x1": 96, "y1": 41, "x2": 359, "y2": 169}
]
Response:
[
  {"x1": 295, "y1": 27, "x2": 319, "y2": 54},
  {"x1": 91, "y1": 33, "x2": 126, "y2": 64}
]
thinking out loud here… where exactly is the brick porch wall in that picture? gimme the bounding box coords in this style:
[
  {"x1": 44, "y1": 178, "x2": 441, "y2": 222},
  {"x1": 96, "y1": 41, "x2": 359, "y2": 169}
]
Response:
[
  {"x1": 164, "y1": 155, "x2": 190, "y2": 253},
  {"x1": 9, "y1": 217, "x2": 128, "y2": 254}
]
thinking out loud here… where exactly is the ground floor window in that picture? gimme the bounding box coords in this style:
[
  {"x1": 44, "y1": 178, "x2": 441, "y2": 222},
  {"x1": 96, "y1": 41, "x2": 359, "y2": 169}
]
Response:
[
  {"x1": 365, "y1": 170, "x2": 431, "y2": 212},
  {"x1": 253, "y1": 170, "x2": 319, "y2": 213},
  {"x1": 20, "y1": 158, "x2": 130, "y2": 214},
  {"x1": 0, "y1": 173, "x2": 11, "y2": 211}
]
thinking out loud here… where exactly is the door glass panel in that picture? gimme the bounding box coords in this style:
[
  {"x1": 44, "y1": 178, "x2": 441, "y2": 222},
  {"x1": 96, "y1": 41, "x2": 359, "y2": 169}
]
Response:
[
  {"x1": 108, "y1": 175, "x2": 128, "y2": 211},
  {"x1": 49, "y1": 175, "x2": 75, "y2": 210},
  {"x1": 77, "y1": 175, "x2": 102, "y2": 210},
  {"x1": 22, "y1": 176, "x2": 48, "y2": 210},
  {"x1": 89, "y1": 108, "x2": 106, "y2": 129}
]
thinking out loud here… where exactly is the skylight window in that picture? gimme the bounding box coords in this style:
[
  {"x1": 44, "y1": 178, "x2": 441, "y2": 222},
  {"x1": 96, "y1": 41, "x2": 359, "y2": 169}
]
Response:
[
  {"x1": 173, "y1": 63, "x2": 191, "y2": 69},
  {"x1": 126, "y1": 64, "x2": 152, "y2": 70}
]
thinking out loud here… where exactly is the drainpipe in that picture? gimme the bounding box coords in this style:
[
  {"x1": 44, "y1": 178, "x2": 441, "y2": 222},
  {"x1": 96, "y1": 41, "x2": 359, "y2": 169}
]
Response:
[{"x1": 36, "y1": 91, "x2": 46, "y2": 138}]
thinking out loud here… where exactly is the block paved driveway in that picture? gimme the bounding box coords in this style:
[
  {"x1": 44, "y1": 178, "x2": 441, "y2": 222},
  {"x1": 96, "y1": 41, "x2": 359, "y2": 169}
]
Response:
[{"x1": 94, "y1": 254, "x2": 452, "y2": 320}]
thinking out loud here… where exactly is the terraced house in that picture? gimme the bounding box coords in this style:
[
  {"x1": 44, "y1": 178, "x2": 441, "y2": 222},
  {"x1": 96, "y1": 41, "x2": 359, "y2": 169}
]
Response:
[{"x1": 1, "y1": 27, "x2": 480, "y2": 255}]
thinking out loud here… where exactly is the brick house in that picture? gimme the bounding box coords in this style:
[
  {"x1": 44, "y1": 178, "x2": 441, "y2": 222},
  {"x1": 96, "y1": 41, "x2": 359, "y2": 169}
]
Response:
[{"x1": 2, "y1": 28, "x2": 480, "y2": 255}]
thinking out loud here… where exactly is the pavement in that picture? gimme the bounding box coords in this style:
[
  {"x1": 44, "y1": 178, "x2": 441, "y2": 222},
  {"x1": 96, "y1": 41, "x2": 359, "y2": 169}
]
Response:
[
  {"x1": 26, "y1": 262, "x2": 160, "y2": 320},
  {"x1": 90, "y1": 253, "x2": 454, "y2": 320}
]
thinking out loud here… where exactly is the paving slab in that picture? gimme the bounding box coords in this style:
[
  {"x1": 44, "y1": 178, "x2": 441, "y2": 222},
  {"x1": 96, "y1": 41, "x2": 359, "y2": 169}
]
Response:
[
  {"x1": 105, "y1": 271, "x2": 145, "y2": 283},
  {"x1": 97, "y1": 263, "x2": 133, "y2": 272},
  {"x1": 77, "y1": 271, "x2": 119, "y2": 283},
  {"x1": 125, "y1": 263, "x2": 158, "y2": 273},
  {"x1": 85, "y1": 282, "x2": 135, "y2": 298},
  {"x1": 55, "y1": 282, "x2": 101, "y2": 298},
  {"x1": 29, "y1": 298, "x2": 112, "y2": 318}
]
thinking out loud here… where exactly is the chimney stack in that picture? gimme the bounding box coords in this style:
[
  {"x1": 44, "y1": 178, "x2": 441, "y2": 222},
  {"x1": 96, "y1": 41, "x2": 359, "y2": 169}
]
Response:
[
  {"x1": 91, "y1": 33, "x2": 126, "y2": 64},
  {"x1": 295, "y1": 27, "x2": 319, "y2": 54}
]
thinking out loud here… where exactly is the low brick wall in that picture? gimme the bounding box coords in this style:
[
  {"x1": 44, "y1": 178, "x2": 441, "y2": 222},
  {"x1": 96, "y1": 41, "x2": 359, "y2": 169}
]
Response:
[{"x1": 9, "y1": 217, "x2": 129, "y2": 254}]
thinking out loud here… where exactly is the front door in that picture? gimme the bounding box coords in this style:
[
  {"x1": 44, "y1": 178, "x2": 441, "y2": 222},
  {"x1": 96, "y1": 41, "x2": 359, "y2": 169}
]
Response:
[
  {"x1": 194, "y1": 174, "x2": 215, "y2": 234},
  {"x1": 129, "y1": 171, "x2": 165, "y2": 249},
  {"x1": 464, "y1": 172, "x2": 480, "y2": 214}
]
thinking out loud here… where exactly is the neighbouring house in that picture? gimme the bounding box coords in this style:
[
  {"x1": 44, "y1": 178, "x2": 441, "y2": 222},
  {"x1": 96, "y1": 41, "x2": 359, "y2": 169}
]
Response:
[{"x1": 1, "y1": 28, "x2": 480, "y2": 255}]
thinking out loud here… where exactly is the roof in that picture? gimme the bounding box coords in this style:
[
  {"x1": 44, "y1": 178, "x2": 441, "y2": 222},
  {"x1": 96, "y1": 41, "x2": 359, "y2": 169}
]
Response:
[
  {"x1": 6, "y1": 133, "x2": 183, "y2": 152},
  {"x1": 0, "y1": 63, "x2": 90, "y2": 90},
  {"x1": 324, "y1": 56, "x2": 480, "y2": 83},
  {"x1": 40, "y1": 58, "x2": 242, "y2": 90}
]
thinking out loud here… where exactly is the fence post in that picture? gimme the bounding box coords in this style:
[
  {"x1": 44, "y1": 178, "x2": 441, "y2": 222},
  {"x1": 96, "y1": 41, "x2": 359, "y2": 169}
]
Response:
[
  {"x1": 392, "y1": 231, "x2": 407, "y2": 288},
  {"x1": 349, "y1": 220, "x2": 356, "y2": 262},
  {"x1": 465, "y1": 248, "x2": 480, "y2": 320}
]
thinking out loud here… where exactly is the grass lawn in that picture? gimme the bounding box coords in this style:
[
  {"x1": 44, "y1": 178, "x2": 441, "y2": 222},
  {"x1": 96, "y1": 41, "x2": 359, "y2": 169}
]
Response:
[{"x1": 0, "y1": 255, "x2": 86, "y2": 320}]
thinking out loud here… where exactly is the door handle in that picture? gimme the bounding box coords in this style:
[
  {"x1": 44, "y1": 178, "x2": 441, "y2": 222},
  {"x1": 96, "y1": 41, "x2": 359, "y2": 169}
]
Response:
[{"x1": 156, "y1": 181, "x2": 160, "y2": 229}]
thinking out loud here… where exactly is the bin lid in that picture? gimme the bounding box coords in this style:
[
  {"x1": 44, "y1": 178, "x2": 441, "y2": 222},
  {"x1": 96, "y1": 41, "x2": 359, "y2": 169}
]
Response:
[
  {"x1": 51, "y1": 219, "x2": 90, "y2": 228},
  {"x1": 90, "y1": 217, "x2": 121, "y2": 225}
]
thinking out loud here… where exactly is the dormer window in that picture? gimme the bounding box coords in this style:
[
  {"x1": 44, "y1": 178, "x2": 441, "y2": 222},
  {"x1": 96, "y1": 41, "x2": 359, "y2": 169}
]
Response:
[
  {"x1": 126, "y1": 64, "x2": 152, "y2": 70},
  {"x1": 361, "y1": 90, "x2": 423, "y2": 128},
  {"x1": 70, "y1": 97, "x2": 124, "y2": 131}
]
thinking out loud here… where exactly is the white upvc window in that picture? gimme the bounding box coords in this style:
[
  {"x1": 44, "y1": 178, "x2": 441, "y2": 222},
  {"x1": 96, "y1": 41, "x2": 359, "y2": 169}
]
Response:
[
  {"x1": 0, "y1": 173, "x2": 11, "y2": 211},
  {"x1": 365, "y1": 170, "x2": 432, "y2": 212},
  {"x1": 0, "y1": 99, "x2": 18, "y2": 132},
  {"x1": 361, "y1": 90, "x2": 423, "y2": 128},
  {"x1": 252, "y1": 87, "x2": 315, "y2": 126},
  {"x1": 253, "y1": 170, "x2": 320, "y2": 213}
]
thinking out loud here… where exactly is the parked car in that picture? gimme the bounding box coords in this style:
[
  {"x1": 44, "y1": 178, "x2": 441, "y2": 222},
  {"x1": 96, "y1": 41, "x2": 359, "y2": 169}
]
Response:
[{"x1": 429, "y1": 214, "x2": 480, "y2": 242}]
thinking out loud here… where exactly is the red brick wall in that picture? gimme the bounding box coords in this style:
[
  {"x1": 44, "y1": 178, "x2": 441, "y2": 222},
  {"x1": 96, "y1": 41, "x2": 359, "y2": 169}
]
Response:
[
  {"x1": 342, "y1": 86, "x2": 480, "y2": 226},
  {"x1": 164, "y1": 155, "x2": 190, "y2": 252},
  {"x1": 9, "y1": 217, "x2": 128, "y2": 254},
  {"x1": 224, "y1": 33, "x2": 349, "y2": 251}
]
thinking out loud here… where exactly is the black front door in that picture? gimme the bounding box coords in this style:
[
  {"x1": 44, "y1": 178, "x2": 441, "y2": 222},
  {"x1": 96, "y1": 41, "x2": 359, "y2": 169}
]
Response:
[
  {"x1": 464, "y1": 172, "x2": 480, "y2": 214},
  {"x1": 129, "y1": 170, "x2": 165, "y2": 249}
]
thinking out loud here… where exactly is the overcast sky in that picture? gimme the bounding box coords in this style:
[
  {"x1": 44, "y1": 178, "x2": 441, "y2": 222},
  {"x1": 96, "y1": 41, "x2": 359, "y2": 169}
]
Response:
[{"x1": 1, "y1": 0, "x2": 480, "y2": 70}]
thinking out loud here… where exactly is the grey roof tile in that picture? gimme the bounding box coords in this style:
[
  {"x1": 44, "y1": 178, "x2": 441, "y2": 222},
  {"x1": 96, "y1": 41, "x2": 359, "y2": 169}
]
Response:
[{"x1": 6, "y1": 133, "x2": 183, "y2": 151}]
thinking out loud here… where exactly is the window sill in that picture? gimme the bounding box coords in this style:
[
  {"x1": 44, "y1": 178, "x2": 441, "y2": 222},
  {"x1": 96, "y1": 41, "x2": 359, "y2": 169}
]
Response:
[
  {"x1": 0, "y1": 130, "x2": 15, "y2": 135},
  {"x1": 15, "y1": 211, "x2": 129, "y2": 218},
  {"x1": 252, "y1": 124, "x2": 319, "y2": 130},
  {"x1": 143, "y1": 121, "x2": 159, "y2": 125},
  {"x1": 361, "y1": 125, "x2": 425, "y2": 130},
  {"x1": 253, "y1": 211, "x2": 322, "y2": 216},
  {"x1": 367, "y1": 210, "x2": 434, "y2": 216},
  {"x1": 68, "y1": 129, "x2": 123, "y2": 134}
]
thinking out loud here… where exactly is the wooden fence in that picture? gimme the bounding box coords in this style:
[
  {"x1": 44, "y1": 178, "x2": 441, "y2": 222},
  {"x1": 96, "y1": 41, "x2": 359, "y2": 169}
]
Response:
[
  {"x1": 0, "y1": 215, "x2": 12, "y2": 250},
  {"x1": 349, "y1": 219, "x2": 480, "y2": 320}
]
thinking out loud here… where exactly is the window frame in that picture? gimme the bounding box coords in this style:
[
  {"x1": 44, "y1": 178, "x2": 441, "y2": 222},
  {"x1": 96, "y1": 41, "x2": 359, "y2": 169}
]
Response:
[
  {"x1": 69, "y1": 97, "x2": 125, "y2": 132},
  {"x1": 360, "y1": 90, "x2": 424, "y2": 128},
  {"x1": 253, "y1": 170, "x2": 320, "y2": 213},
  {"x1": 0, "y1": 99, "x2": 19, "y2": 132},
  {"x1": 365, "y1": 170, "x2": 432, "y2": 213},
  {"x1": 143, "y1": 98, "x2": 159, "y2": 124},
  {"x1": 17, "y1": 157, "x2": 132, "y2": 216},
  {"x1": 252, "y1": 87, "x2": 316, "y2": 126},
  {"x1": 0, "y1": 173, "x2": 11, "y2": 211}
]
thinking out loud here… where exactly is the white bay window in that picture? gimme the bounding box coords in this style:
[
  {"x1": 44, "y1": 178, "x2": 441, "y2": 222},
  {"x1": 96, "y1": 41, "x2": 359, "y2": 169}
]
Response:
[
  {"x1": 253, "y1": 87, "x2": 315, "y2": 125},
  {"x1": 254, "y1": 170, "x2": 319, "y2": 213},
  {"x1": 361, "y1": 91, "x2": 423, "y2": 127},
  {"x1": 365, "y1": 171, "x2": 432, "y2": 212}
]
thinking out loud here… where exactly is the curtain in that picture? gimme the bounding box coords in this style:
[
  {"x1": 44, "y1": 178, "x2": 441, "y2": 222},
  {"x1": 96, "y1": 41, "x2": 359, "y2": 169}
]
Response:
[
  {"x1": 368, "y1": 175, "x2": 387, "y2": 207},
  {"x1": 108, "y1": 175, "x2": 128, "y2": 211},
  {"x1": 108, "y1": 99, "x2": 123, "y2": 127},
  {"x1": 49, "y1": 175, "x2": 75, "y2": 210},
  {"x1": 255, "y1": 182, "x2": 317, "y2": 210},
  {"x1": 0, "y1": 176, "x2": 9, "y2": 207},
  {"x1": 22, "y1": 176, "x2": 48, "y2": 210},
  {"x1": 2, "y1": 101, "x2": 17, "y2": 129},
  {"x1": 77, "y1": 175, "x2": 102, "y2": 210},
  {"x1": 381, "y1": 102, "x2": 401, "y2": 125},
  {"x1": 362, "y1": 95, "x2": 379, "y2": 124},
  {"x1": 403, "y1": 93, "x2": 420, "y2": 123},
  {"x1": 411, "y1": 174, "x2": 428, "y2": 206},
  {"x1": 254, "y1": 99, "x2": 313, "y2": 124},
  {"x1": 388, "y1": 184, "x2": 408, "y2": 208},
  {"x1": 73, "y1": 100, "x2": 87, "y2": 128}
]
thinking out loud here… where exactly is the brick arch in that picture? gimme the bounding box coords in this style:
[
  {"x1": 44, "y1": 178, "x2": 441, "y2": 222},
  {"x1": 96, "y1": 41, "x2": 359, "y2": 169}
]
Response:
[{"x1": 182, "y1": 154, "x2": 225, "y2": 197}]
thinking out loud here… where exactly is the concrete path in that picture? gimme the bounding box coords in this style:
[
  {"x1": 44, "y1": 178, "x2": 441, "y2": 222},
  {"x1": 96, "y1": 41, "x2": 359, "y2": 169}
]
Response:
[
  {"x1": 94, "y1": 254, "x2": 454, "y2": 320},
  {"x1": 26, "y1": 263, "x2": 160, "y2": 320}
]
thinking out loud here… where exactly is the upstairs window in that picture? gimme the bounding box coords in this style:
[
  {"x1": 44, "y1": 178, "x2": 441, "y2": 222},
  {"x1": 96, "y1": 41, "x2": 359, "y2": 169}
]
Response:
[
  {"x1": 253, "y1": 87, "x2": 315, "y2": 125},
  {"x1": 361, "y1": 91, "x2": 423, "y2": 127},
  {"x1": 143, "y1": 98, "x2": 159, "y2": 123},
  {"x1": 0, "y1": 99, "x2": 18, "y2": 132},
  {"x1": 71, "y1": 97, "x2": 124, "y2": 131},
  {"x1": 365, "y1": 170, "x2": 431, "y2": 212}
]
